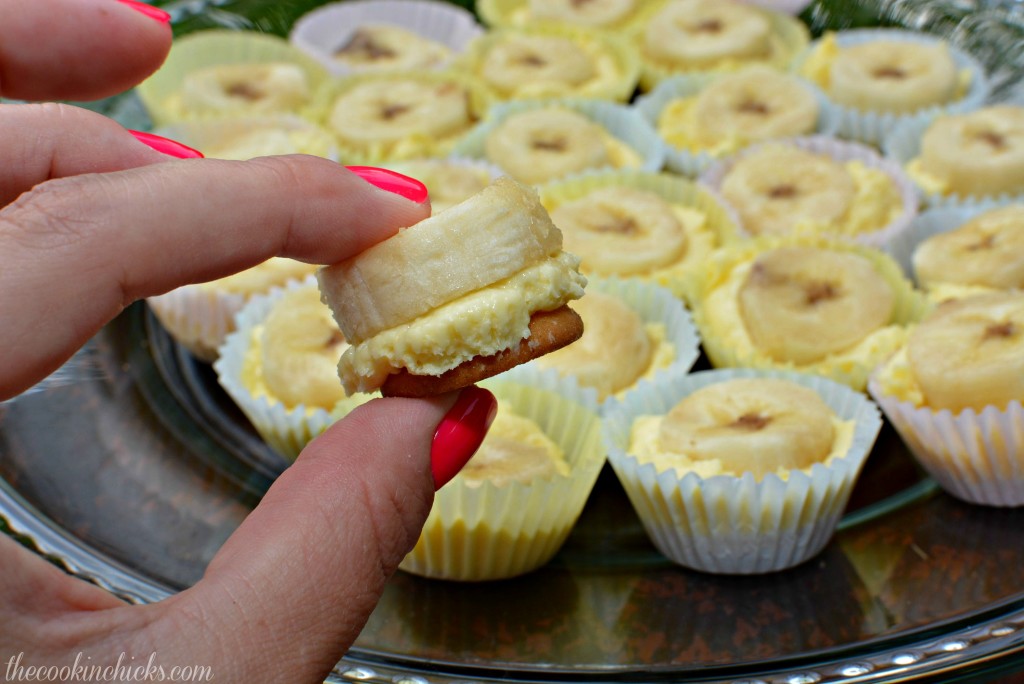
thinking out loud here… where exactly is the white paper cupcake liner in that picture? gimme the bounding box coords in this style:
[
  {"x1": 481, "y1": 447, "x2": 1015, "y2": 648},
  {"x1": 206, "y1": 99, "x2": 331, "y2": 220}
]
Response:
[
  {"x1": 153, "y1": 115, "x2": 339, "y2": 161},
  {"x1": 868, "y1": 378, "x2": 1024, "y2": 507},
  {"x1": 700, "y1": 135, "x2": 919, "y2": 248},
  {"x1": 793, "y1": 29, "x2": 991, "y2": 147},
  {"x1": 883, "y1": 114, "x2": 1024, "y2": 209},
  {"x1": 451, "y1": 98, "x2": 667, "y2": 183},
  {"x1": 400, "y1": 365, "x2": 605, "y2": 580},
  {"x1": 289, "y1": 0, "x2": 484, "y2": 77},
  {"x1": 147, "y1": 287, "x2": 248, "y2": 362},
  {"x1": 634, "y1": 73, "x2": 842, "y2": 177},
  {"x1": 213, "y1": 277, "x2": 373, "y2": 462},
  {"x1": 604, "y1": 367, "x2": 883, "y2": 574}
]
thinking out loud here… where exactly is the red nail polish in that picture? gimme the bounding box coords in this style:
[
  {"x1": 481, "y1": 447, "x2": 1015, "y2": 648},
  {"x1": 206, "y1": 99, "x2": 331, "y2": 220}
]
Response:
[
  {"x1": 129, "y1": 130, "x2": 204, "y2": 159},
  {"x1": 430, "y1": 387, "x2": 497, "y2": 490},
  {"x1": 117, "y1": 0, "x2": 171, "y2": 23},
  {"x1": 346, "y1": 165, "x2": 429, "y2": 204}
]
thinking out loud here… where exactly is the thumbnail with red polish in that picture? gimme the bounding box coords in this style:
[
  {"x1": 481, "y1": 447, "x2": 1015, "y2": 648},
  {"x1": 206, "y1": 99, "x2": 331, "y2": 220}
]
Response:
[
  {"x1": 117, "y1": 0, "x2": 171, "y2": 23},
  {"x1": 430, "y1": 387, "x2": 498, "y2": 490},
  {"x1": 346, "y1": 165, "x2": 429, "y2": 204},
  {"x1": 129, "y1": 130, "x2": 204, "y2": 159}
]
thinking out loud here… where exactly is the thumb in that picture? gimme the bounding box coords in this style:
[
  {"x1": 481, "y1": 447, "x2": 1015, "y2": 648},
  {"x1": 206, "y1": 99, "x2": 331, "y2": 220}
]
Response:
[{"x1": 149, "y1": 388, "x2": 496, "y2": 681}]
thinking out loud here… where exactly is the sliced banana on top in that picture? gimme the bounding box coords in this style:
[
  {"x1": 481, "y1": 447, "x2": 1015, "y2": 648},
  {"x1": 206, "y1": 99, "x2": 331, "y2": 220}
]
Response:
[
  {"x1": 529, "y1": 0, "x2": 638, "y2": 28},
  {"x1": 260, "y1": 286, "x2": 350, "y2": 409},
  {"x1": 332, "y1": 24, "x2": 451, "y2": 72},
  {"x1": 720, "y1": 145, "x2": 856, "y2": 237},
  {"x1": 329, "y1": 79, "x2": 473, "y2": 147},
  {"x1": 459, "y1": 408, "x2": 570, "y2": 487},
  {"x1": 917, "y1": 105, "x2": 1024, "y2": 198},
  {"x1": 828, "y1": 40, "x2": 958, "y2": 114},
  {"x1": 644, "y1": 0, "x2": 772, "y2": 69},
  {"x1": 484, "y1": 108, "x2": 611, "y2": 185},
  {"x1": 914, "y1": 205, "x2": 1024, "y2": 291},
  {"x1": 180, "y1": 63, "x2": 311, "y2": 115},
  {"x1": 535, "y1": 291, "x2": 654, "y2": 399},
  {"x1": 658, "y1": 378, "x2": 837, "y2": 479},
  {"x1": 738, "y1": 247, "x2": 896, "y2": 365},
  {"x1": 907, "y1": 291, "x2": 1024, "y2": 412},
  {"x1": 550, "y1": 187, "x2": 688, "y2": 275},
  {"x1": 692, "y1": 67, "x2": 819, "y2": 147},
  {"x1": 479, "y1": 33, "x2": 597, "y2": 97}
]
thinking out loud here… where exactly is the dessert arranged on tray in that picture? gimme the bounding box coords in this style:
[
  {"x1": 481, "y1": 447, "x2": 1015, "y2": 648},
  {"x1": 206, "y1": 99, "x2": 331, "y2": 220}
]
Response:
[{"x1": 135, "y1": 0, "x2": 1023, "y2": 579}]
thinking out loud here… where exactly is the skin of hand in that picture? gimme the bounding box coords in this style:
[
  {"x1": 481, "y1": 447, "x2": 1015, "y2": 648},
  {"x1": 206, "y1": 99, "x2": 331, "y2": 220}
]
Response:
[{"x1": 0, "y1": 1, "x2": 496, "y2": 681}]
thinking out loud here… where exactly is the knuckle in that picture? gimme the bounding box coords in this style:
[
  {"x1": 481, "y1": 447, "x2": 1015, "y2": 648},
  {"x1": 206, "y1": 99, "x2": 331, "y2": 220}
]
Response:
[{"x1": 0, "y1": 176, "x2": 99, "y2": 251}]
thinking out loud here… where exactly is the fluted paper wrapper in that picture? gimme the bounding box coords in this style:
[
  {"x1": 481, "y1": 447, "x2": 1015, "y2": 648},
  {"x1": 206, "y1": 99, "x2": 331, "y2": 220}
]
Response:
[
  {"x1": 700, "y1": 135, "x2": 919, "y2": 249},
  {"x1": 213, "y1": 277, "x2": 373, "y2": 462},
  {"x1": 452, "y1": 98, "x2": 666, "y2": 181},
  {"x1": 289, "y1": 0, "x2": 484, "y2": 76},
  {"x1": 136, "y1": 30, "x2": 330, "y2": 126},
  {"x1": 537, "y1": 169, "x2": 739, "y2": 303},
  {"x1": 604, "y1": 367, "x2": 882, "y2": 574},
  {"x1": 869, "y1": 379, "x2": 1024, "y2": 507},
  {"x1": 147, "y1": 287, "x2": 247, "y2": 362},
  {"x1": 477, "y1": 0, "x2": 664, "y2": 31},
  {"x1": 154, "y1": 115, "x2": 338, "y2": 160},
  {"x1": 793, "y1": 29, "x2": 990, "y2": 147},
  {"x1": 400, "y1": 367, "x2": 604, "y2": 581},
  {"x1": 634, "y1": 74, "x2": 841, "y2": 177}
]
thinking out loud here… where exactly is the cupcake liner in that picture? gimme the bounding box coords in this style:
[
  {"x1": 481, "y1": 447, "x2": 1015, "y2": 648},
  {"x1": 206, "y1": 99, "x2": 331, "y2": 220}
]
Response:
[
  {"x1": 476, "y1": 0, "x2": 665, "y2": 31},
  {"x1": 135, "y1": 30, "x2": 330, "y2": 126},
  {"x1": 883, "y1": 114, "x2": 1024, "y2": 209},
  {"x1": 538, "y1": 169, "x2": 740, "y2": 303},
  {"x1": 307, "y1": 69, "x2": 496, "y2": 164},
  {"x1": 793, "y1": 29, "x2": 991, "y2": 147},
  {"x1": 383, "y1": 156, "x2": 507, "y2": 213},
  {"x1": 700, "y1": 135, "x2": 919, "y2": 249},
  {"x1": 868, "y1": 378, "x2": 1024, "y2": 507},
  {"x1": 289, "y1": 0, "x2": 484, "y2": 77},
  {"x1": 634, "y1": 73, "x2": 842, "y2": 177},
  {"x1": 632, "y1": 7, "x2": 809, "y2": 92},
  {"x1": 604, "y1": 366, "x2": 883, "y2": 574},
  {"x1": 213, "y1": 277, "x2": 374, "y2": 462},
  {"x1": 400, "y1": 366, "x2": 605, "y2": 581},
  {"x1": 690, "y1": 234, "x2": 930, "y2": 391},
  {"x1": 153, "y1": 115, "x2": 338, "y2": 160},
  {"x1": 146, "y1": 288, "x2": 247, "y2": 363},
  {"x1": 454, "y1": 24, "x2": 641, "y2": 103},
  {"x1": 527, "y1": 275, "x2": 702, "y2": 410},
  {"x1": 451, "y1": 98, "x2": 666, "y2": 182}
]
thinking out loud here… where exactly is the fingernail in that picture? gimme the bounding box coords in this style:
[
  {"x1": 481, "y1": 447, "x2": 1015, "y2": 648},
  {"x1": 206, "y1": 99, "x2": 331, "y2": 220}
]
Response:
[
  {"x1": 116, "y1": 0, "x2": 171, "y2": 23},
  {"x1": 129, "y1": 130, "x2": 204, "y2": 159},
  {"x1": 430, "y1": 386, "x2": 497, "y2": 490},
  {"x1": 346, "y1": 165, "x2": 429, "y2": 204}
]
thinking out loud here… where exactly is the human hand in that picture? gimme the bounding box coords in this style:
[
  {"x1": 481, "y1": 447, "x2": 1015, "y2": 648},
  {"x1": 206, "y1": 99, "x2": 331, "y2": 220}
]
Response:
[{"x1": 0, "y1": 1, "x2": 496, "y2": 681}]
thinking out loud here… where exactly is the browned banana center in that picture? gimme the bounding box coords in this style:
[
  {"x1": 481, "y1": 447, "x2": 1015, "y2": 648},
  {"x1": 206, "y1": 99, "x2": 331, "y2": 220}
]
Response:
[
  {"x1": 805, "y1": 280, "x2": 840, "y2": 306},
  {"x1": 592, "y1": 216, "x2": 639, "y2": 235},
  {"x1": 227, "y1": 82, "x2": 264, "y2": 101},
  {"x1": 873, "y1": 66, "x2": 907, "y2": 80},
  {"x1": 532, "y1": 137, "x2": 567, "y2": 151},
  {"x1": 983, "y1": 321, "x2": 1016, "y2": 341},
  {"x1": 381, "y1": 103, "x2": 412, "y2": 120},
  {"x1": 974, "y1": 131, "x2": 1008, "y2": 151},
  {"x1": 336, "y1": 30, "x2": 396, "y2": 60},
  {"x1": 769, "y1": 184, "x2": 798, "y2": 199},
  {"x1": 730, "y1": 413, "x2": 771, "y2": 430},
  {"x1": 738, "y1": 100, "x2": 770, "y2": 115},
  {"x1": 694, "y1": 18, "x2": 723, "y2": 33},
  {"x1": 967, "y1": 233, "x2": 997, "y2": 251},
  {"x1": 518, "y1": 53, "x2": 547, "y2": 67}
]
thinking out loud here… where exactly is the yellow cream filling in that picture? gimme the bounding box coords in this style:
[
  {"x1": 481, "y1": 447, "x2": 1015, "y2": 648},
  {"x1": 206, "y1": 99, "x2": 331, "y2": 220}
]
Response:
[
  {"x1": 905, "y1": 158, "x2": 954, "y2": 196},
  {"x1": 456, "y1": 408, "x2": 570, "y2": 488},
  {"x1": 197, "y1": 258, "x2": 318, "y2": 295},
  {"x1": 339, "y1": 252, "x2": 587, "y2": 393},
  {"x1": 604, "y1": 131, "x2": 644, "y2": 170},
  {"x1": 784, "y1": 161, "x2": 905, "y2": 238},
  {"x1": 873, "y1": 346, "x2": 925, "y2": 407},
  {"x1": 614, "y1": 322, "x2": 675, "y2": 399},
  {"x1": 628, "y1": 414, "x2": 855, "y2": 480}
]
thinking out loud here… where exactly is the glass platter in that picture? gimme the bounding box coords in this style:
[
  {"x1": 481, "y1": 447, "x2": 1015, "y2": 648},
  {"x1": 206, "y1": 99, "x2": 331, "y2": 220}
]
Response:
[{"x1": 3, "y1": 1, "x2": 1024, "y2": 682}]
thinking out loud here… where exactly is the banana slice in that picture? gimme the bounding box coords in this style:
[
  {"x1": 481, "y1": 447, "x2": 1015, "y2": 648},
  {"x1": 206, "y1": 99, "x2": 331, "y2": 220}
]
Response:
[
  {"x1": 828, "y1": 40, "x2": 958, "y2": 114},
  {"x1": 260, "y1": 286, "x2": 349, "y2": 409},
  {"x1": 658, "y1": 378, "x2": 837, "y2": 479},
  {"x1": 180, "y1": 63, "x2": 311, "y2": 114},
  {"x1": 720, "y1": 145, "x2": 856, "y2": 237},
  {"x1": 529, "y1": 0, "x2": 638, "y2": 28},
  {"x1": 535, "y1": 291, "x2": 653, "y2": 399},
  {"x1": 907, "y1": 291, "x2": 1024, "y2": 412},
  {"x1": 459, "y1": 408, "x2": 570, "y2": 487},
  {"x1": 914, "y1": 205, "x2": 1024, "y2": 291},
  {"x1": 693, "y1": 67, "x2": 819, "y2": 147},
  {"x1": 332, "y1": 24, "x2": 451, "y2": 72},
  {"x1": 479, "y1": 33, "x2": 597, "y2": 97},
  {"x1": 550, "y1": 187, "x2": 687, "y2": 275},
  {"x1": 644, "y1": 0, "x2": 772, "y2": 69},
  {"x1": 329, "y1": 78, "x2": 473, "y2": 147},
  {"x1": 484, "y1": 108, "x2": 611, "y2": 185},
  {"x1": 738, "y1": 247, "x2": 896, "y2": 365},
  {"x1": 917, "y1": 106, "x2": 1024, "y2": 198}
]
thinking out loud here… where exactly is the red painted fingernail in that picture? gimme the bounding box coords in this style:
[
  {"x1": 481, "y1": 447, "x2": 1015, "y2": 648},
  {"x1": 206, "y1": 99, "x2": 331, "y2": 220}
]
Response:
[
  {"x1": 346, "y1": 165, "x2": 429, "y2": 204},
  {"x1": 129, "y1": 130, "x2": 204, "y2": 159},
  {"x1": 117, "y1": 0, "x2": 171, "y2": 23},
  {"x1": 430, "y1": 386, "x2": 498, "y2": 490}
]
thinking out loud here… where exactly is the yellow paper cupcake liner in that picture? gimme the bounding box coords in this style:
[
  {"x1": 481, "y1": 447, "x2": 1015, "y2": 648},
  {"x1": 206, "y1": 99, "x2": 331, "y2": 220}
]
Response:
[
  {"x1": 306, "y1": 69, "x2": 496, "y2": 164},
  {"x1": 399, "y1": 366, "x2": 604, "y2": 581},
  {"x1": 154, "y1": 115, "x2": 338, "y2": 160},
  {"x1": 690, "y1": 234, "x2": 930, "y2": 391},
  {"x1": 453, "y1": 24, "x2": 640, "y2": 103},
  {"x1": 477, "y1": 0, "x2": 666, "y2": 31},
  {"x1": 136, "y1": 30, "x2": 331, "y2": 126},
  {"x1": 537, "y1": 169, "x2": 740, "y2": 304}
]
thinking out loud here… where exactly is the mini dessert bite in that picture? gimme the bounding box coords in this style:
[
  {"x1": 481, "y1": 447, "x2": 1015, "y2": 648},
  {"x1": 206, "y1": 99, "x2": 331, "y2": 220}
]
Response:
[
  {"x1": 478, "y1": 0, "x2": 650, "y2": 31},
  {"x1": 155, "y1": 116, "x2": 337, "y2": 161},
  {"x1": 385, "y1": 159, "x2": 502, "y2": 215},
  {"x1": 316, "y1": 176, "x2": 587, "y2": 397},
  {"x1": 330, "y1": 24, "x2": 452, "y2": 72}
]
